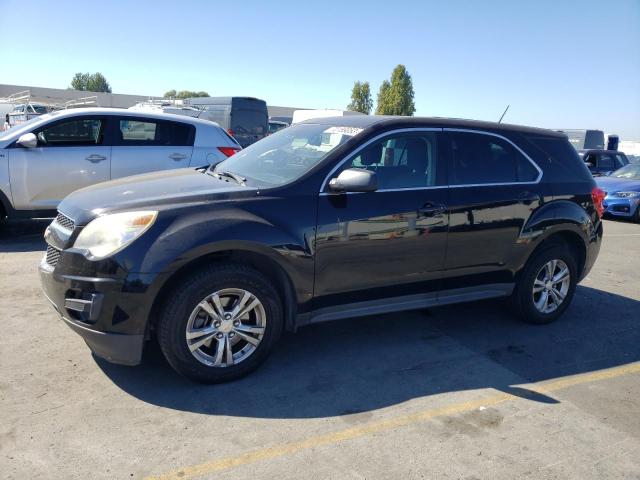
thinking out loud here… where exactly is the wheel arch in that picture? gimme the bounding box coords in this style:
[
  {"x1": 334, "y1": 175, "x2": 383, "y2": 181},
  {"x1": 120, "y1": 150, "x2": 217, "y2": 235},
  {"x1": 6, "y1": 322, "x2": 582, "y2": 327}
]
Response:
[
  {"x1": 519, "y1": 199, "x2": 596, "y2": 279},
  {"x1": 147, "y1": 245, "x2": 299, "y2": 336},
  {"x1": 530, "y1": 230, "x2": 587, "y2": 278}
]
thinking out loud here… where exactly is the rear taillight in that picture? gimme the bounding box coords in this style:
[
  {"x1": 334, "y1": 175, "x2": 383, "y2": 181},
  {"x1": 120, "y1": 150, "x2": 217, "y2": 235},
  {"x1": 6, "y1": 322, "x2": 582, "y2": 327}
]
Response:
[
  {"x1": 218, "y1": 146, "x2": 241, "y2": 158},
  {"x1": 591, "y1": 187, "x2": 606, "y2": 218},
  {"x1": 227, "y1": 128, "x2": 235, "y2": 136}
]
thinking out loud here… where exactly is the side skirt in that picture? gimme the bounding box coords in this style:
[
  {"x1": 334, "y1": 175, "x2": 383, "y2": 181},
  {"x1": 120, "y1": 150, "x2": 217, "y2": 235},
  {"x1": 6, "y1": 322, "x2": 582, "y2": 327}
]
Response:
[{"x1": 300, "y1": 283, "x2": 515, "y2": 326}]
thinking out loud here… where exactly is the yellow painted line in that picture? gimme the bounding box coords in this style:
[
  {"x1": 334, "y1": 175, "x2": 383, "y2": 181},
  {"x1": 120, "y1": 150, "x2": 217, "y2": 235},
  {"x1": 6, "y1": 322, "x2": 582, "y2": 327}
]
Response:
[{"x1": 146, "y1": 362, "x2": 640, "y2": 480}]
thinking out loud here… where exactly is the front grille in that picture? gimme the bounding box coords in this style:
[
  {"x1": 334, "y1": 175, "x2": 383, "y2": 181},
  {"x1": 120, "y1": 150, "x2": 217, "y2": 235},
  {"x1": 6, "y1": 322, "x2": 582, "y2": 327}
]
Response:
[
  {"x1": 613, "y1": 205, "x2": 630, "y2": 213},
  {"x1": 54, "y1": 212, "x2": 75, "y2": 231},
  {"x1": 46, "y1": 245, "x2": 61, "y2": 267}
]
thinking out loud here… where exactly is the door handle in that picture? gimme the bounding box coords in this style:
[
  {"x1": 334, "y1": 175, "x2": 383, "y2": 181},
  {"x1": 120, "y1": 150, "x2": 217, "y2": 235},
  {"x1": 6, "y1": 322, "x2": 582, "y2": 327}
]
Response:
[
  {"x1": 169, "y1": 153, "x2": 188, "y2": 161},
  {"x1": 85, "y1": 154, "x2": 107, "y2": 163},
  {"x1": 417, "y1": 202, "x2": 446, "y2": 217}
]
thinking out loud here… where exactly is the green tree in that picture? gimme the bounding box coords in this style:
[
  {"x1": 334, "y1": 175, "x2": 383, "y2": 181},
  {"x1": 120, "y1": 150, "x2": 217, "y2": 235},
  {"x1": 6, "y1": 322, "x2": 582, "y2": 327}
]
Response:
[
  {"x1": 347, "y1": 81, "x2": 373, "y2": 114},
  {"x1": 375, "y1": 65, "x2": 415, "y2": 116},
  {"x1": 70, "y1": 73, "x2": 89, "y2": 91},
  {"x1": 70, "y1": 72, "x2": 112, "y2": 93},
  {"x1": 375, "y1": 80, "x2": 391, "y2": 115},
  {"x1": 164, "y1": 90, "x2": 210, "y2": 99}
]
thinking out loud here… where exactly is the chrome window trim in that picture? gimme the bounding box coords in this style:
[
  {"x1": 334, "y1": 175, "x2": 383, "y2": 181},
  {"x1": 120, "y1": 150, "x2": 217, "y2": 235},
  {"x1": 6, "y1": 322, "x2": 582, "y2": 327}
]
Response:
[
  {"x1": 319, "y1": 185, "x2": 447, "y2": 196},
  {"x1": 319, "y1": 127, "x2": 543, "y2": 195}
]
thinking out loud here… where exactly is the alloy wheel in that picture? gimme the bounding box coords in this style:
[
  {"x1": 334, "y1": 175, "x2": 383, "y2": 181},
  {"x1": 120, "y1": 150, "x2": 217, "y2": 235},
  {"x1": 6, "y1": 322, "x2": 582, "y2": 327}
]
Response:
[
  {"x1": 532, "y1": 259, "x2": 571, "y2": 314},
  {"x1": 185, "y1": 288, "x2": 266, "y2": 367}
]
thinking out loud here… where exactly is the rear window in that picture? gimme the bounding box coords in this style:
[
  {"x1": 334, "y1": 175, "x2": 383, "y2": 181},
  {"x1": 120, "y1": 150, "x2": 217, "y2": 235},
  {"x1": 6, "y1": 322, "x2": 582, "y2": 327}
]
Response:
[
  {"x1": 232, "y1": 109, "x2": 267, "y2": 135},
  {"x1": 598, "y1": 154, "x2": 615, "y2": 170},
  {"x1": 525, "y1": 136, "x2": 593, "y2": 182},
  {"x1": 117, "y1": 118, "x2": 194, "y2": 146}
]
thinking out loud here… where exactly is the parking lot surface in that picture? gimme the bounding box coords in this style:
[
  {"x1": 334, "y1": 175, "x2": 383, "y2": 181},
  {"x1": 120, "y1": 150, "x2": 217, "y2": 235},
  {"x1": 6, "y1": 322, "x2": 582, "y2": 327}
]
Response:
[{"x1": 1, "y1": 219, "x2": 639, "y2": 479}]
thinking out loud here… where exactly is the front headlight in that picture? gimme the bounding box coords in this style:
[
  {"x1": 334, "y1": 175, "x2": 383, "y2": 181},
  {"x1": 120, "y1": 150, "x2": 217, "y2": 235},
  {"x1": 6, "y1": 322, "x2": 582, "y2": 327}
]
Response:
[
  {"x1": 74, "y1": 211, "x2": 157, "y2": 260},
  {"x1": 613, "y1": 191, "x2": 640, "y2": 198}
]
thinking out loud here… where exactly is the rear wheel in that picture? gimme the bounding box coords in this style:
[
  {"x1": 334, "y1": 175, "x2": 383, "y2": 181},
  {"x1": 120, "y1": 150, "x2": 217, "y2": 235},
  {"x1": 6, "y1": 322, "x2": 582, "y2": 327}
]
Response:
[
  {"x1": 511, "y1": 245, "x2": 578, "y2": 324},
  {"x1": 157, "y1": 263, "x2": 283, "y2": 383}
]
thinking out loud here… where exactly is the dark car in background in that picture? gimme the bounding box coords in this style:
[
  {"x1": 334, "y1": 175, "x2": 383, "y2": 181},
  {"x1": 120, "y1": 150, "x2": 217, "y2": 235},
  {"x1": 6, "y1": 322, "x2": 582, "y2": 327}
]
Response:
[
  {"x1": 596, "y1": 164, "x2": 640, "y2": 222},
  {"x1": 582, "y1": 149, "x2": 630, "y2": 176},
  {"x1": 39, "y1": 116, "x2": 603, "y2": 383},
  {"x1": 184, "y1": 96, "x2": 268, "y2": 148}
]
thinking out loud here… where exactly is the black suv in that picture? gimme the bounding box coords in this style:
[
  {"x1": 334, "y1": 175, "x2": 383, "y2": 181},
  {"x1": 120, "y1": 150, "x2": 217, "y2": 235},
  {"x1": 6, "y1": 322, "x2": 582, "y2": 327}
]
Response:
[{"x1": 40, "y1": 116, "x2": 603, "y2": 383}]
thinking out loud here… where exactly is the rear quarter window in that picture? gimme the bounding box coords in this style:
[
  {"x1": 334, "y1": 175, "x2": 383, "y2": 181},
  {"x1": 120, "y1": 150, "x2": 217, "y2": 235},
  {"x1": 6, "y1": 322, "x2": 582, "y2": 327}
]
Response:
[{"x1": 524, "y1": 136, "x2": 593, "y2": 182}]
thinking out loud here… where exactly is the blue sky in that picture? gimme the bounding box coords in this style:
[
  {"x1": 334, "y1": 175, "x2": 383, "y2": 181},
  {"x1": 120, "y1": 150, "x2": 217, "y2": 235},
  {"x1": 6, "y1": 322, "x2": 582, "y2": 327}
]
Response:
[{"x1": 1, "y1": 0, "x2": 639, "y2": 138}]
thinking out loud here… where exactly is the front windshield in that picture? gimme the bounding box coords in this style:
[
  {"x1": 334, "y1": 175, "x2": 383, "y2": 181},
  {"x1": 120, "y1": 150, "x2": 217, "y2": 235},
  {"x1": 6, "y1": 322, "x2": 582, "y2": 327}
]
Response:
[
  {"x1": 0, "y1": 112, "x2": 59, "y2": 141},
  {"x1": 212, "y1": 123, "x2": 363, "y2": 187},
  {"x1": 611, "y1": 164, "x2": 640, "y2": 180}
]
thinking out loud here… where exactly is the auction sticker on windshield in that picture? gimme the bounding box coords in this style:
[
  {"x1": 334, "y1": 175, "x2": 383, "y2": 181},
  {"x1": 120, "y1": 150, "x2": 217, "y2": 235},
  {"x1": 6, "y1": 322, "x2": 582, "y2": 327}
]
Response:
[{"x1": 323, "y1": 126, "x2": 363, "y2": 136}]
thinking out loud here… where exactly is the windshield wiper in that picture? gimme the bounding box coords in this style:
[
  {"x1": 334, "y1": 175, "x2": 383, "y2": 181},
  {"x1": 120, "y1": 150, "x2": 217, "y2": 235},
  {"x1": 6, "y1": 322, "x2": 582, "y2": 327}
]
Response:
[{"x1": 209, "y1": 170, "x2": 247, "y2": 186}]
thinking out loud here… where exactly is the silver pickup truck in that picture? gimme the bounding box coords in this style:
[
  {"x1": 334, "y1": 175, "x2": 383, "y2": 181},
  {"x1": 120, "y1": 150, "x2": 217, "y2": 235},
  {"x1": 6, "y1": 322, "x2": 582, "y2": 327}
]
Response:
[{"x1": 0, "y1": 107, "x2": 240, "y2": 221}]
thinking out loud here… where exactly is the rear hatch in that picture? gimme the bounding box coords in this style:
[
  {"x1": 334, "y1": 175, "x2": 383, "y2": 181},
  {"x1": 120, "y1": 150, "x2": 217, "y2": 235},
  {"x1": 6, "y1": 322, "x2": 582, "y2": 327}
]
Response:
[{"x1": 230, "y1": 99, "x2": 268, "y2": 147}]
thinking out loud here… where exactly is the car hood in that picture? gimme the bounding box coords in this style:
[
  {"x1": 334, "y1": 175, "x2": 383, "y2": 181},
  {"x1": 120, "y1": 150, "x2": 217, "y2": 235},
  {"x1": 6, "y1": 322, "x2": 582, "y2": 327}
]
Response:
[
  {"x1": 57, "y1": 168, "x2": 255, "y2": 225},
  {"x1": 596, "y1": 176, "x2": 640, "y2": 194}
]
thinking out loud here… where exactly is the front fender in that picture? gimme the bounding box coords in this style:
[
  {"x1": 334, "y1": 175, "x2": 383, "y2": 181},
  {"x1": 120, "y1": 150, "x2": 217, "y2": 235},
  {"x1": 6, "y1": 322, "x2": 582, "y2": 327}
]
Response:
[{"x1": 117, "y1": 204, "x2": 315, "y2": 305}]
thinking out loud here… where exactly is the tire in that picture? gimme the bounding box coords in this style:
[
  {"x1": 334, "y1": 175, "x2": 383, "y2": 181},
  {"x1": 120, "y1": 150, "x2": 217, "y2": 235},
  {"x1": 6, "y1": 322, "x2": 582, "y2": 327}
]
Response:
[
  {"x1": 511, "y1": 244, "x2": 578, "y2": 325},
  {"x1": 157, "y1": 263, "x2": 283, "y2": 383},
  {"x1": 632, "y1": 205, "x2": 640, "y2": 223}
]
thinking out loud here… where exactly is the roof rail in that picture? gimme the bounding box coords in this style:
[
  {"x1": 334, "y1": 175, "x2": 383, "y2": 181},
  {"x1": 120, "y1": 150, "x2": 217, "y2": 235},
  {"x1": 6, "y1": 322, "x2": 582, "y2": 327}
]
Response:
[
  {"x1": 64, "y1": 96, "x2": 99, "y2": 109},
  {"x1": 0, "y1": 90, "x2": 33, "y2": 105}
]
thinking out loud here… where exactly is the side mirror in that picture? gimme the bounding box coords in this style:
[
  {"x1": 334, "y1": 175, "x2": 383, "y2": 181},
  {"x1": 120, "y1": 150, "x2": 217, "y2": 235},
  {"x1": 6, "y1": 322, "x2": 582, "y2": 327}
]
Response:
[
  {"x1": 17, "y1": 133, "x2": 38, "y2": 148},
  {"x1": 328, "y1": 168, "x2": 378, "y2": 193}
]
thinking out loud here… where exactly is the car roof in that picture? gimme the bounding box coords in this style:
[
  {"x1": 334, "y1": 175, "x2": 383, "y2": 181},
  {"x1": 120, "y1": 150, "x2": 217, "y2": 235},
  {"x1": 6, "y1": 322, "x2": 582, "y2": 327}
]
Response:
[
  {"x1": 44, "y1": 107, "x2": 220, "y2": 128},
  {"x1": 298, "y1": 115, "x2": 566, "y2": 137}
]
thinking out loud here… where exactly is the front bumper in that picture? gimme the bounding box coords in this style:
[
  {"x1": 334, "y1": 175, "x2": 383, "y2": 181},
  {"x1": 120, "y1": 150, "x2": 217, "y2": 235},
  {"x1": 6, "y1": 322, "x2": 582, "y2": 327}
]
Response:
[
  {"x1": 39, "y1": 256, "x2": 160, "y2": 366},
  {"x1": 602, "y1": 196, "x2": 640, "y2": 218}
]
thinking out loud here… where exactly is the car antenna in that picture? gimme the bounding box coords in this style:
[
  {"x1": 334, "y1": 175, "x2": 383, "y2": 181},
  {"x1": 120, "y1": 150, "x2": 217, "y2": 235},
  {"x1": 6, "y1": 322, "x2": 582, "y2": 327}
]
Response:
[{"x1": 498, "y1": 105, "x2": 510, "y2": 123}]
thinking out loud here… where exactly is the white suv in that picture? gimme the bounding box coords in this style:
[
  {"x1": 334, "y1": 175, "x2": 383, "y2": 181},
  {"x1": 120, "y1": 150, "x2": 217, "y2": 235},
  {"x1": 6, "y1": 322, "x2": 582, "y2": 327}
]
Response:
[{"x1": 0, "y1": 107, "x2": 241, "y2": 220}]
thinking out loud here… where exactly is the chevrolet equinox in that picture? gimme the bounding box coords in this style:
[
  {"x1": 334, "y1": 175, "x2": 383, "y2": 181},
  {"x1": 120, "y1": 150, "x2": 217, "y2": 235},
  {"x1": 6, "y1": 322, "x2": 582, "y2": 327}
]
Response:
[{"x1": 40, "y1": 116, "x2": 604, "y2": 383}]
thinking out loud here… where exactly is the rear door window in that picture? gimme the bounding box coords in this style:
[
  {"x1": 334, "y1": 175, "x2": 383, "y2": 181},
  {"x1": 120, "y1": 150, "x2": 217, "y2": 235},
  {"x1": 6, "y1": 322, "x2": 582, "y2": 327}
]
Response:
[
  {"x1": 448, "y1": 131, "x2": 538, "y2": 185},
  {"x1": 35, "y1": 117, "x2": 104, "y2": 147},
  {"x1": 116, "y1": 118, "x2": 194, "y2": 146},
  {"x1": 598, "y1": 154, "x2": 614, "y2": 170}
]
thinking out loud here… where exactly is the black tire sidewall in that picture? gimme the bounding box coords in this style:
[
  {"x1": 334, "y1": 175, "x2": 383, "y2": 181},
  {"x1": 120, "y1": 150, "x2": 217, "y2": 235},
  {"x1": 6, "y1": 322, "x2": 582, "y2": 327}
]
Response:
[
  {"x1": 158, "y1": 264, "x2": 283, "y2": 383},
  {"x1": 514, "y1": 246, "x2": 578, "y2": 325}
]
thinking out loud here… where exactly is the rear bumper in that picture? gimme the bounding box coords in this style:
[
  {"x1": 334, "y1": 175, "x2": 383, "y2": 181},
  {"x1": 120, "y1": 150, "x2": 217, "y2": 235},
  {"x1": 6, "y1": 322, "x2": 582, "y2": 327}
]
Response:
[{"x1": 581, "y1": 219, "x2": 603, "y2": 281}]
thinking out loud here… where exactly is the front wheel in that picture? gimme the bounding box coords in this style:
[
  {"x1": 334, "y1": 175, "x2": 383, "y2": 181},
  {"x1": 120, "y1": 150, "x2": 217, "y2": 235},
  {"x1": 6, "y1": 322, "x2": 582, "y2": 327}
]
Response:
[
  {"x1": 157, "y1": 263, "x2": 283, "y2": 383},
  {"x1": 511, "y1": 245, "x2": 578, "y2": 324}
]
